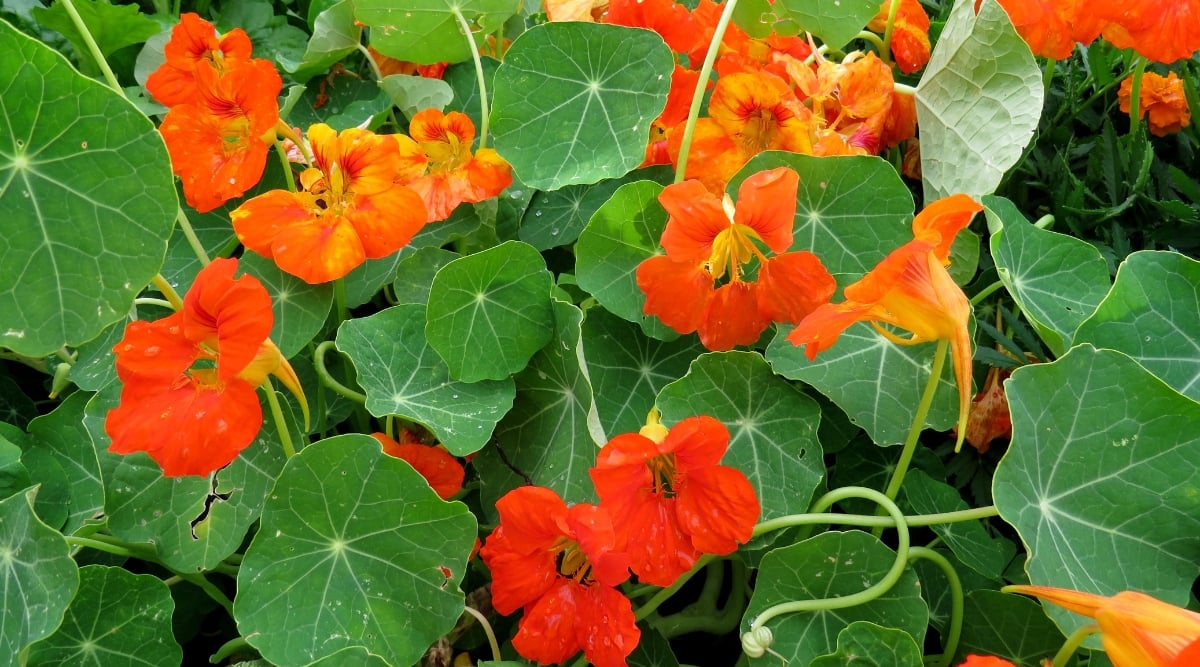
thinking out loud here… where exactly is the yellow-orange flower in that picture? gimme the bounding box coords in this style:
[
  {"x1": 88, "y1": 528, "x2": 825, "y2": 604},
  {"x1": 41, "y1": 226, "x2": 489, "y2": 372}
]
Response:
[
  {"x1": 231, "y1": 124, "x2": 427, "y2": 284},
  {"x1": 404, "y1": 109, "x2": 513, "y2": 222},
  {"x1": 1005, "y1": 585, "x2": 1200, "y2": 667},
  {"x1": 1118, "y1": 71, "x2": 1192, "y2": 137},
  {"x1": 787, "y1": 194, "x2": 982, "y2": 450}
]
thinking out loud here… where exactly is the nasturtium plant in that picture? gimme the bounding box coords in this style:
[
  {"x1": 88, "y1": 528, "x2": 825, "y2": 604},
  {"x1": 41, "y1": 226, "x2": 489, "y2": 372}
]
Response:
[{"x1": 6, "y1": 0, "x2": 1200, "y2": 664}]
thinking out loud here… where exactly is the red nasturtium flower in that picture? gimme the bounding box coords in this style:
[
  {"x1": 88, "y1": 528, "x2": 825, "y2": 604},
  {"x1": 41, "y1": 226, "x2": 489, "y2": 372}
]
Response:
[
  {"x1": 787, "y1": 194, "x2": 983, "y2": 450},
  {"x1": 1006, "y1": 585, "x2": 1200, "y2": 667},
  {"x1": 231, "y1": 123, "x2": 428, "y2": 284},
  {"x1": 146, "y1": 12, "x2": 254, "y2": 107},
  {"x1": 637, "y1": 167, "x2": 836, "y2": 351},
  {"x1": 1118, "y1": 71, "x2": 1192, "y2": 137},
  {"x1": 481, "y1": 486, "x2": 639, "y2": 667},
  {"x1": 957, "y1": 657, "x2": 1017, "y2": 667},
  {"x1": 403, "y1": 109, "x2": 513, "y2": 222},
  {"x1": 589, "y1": 411, "x2": 760, "y2": 586},
  {"x1": 371, "y1": 430, "x2": 465, "y2": 500},
  {"x1": 106, "y1": 259, "x2": 304, "y2": 477}
]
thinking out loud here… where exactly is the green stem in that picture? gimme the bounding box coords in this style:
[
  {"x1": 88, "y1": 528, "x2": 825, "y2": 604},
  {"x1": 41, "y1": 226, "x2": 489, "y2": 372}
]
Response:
[
  {"x1": 1033, "y1": 213, "x2": 1054, "y2": 229},
  {"x1": 1050, "y1": 623, "x2": 1102, "y2": 667},
  {"x1": 313, "y1": 341, "x2": 367, "y2": 404},
  {"x1": 451, "y1": 7, "x2": 492, "y2": 148},
  {"x1": 1127, "y1": 58, "x2": 1148, "y2": 137},
  {"x1": 355, "y1": 43, "x2": 385, "y2": 82},
  {"x1": 262, "y1": 378, "x2": 297, "y2": 458},
  {"x1": 752, "y1": 505, "x2": 998, "y2": 538},
  {"x1": 462, "y1": 605, "x2": 501, "y2": 663},
  {"x1": 334, "y1": 278, "x2": 350, "y2": 324},
  {"x1": 180, "y1": 572, "x2": 234, "y2": 616},
  {"x1": 175, "y1": 208, "x2": 211, "y2": 265},
  {"x1": 134, "y1": 297, "x2": 176, "y2": 309},
  {"x1": 878, "y1": 338, "x2": 949, "y2": 524},
  {"x1": 854, "y1": 30, "x2": 887, "y2": 54},
  {"x1": 60, "y1": 0, "x2": 124, "y2": 95},
  {"x1": 893, "y1": 82, "x2": 917, "y2": 96},
  {"x1": 275, "y1": 141, "x2": 298, "y2": 193},
  {"x1": 745, "y1": 487, "x2": 910, "y2": 636},
  {"x1": 673, "y1": 0, "x2": 739, "y2": 184},
  {"x1": 151, "y1": 273, "x2": 185, "y2": 311},
  {"x1": 907, "y1": 547, "x2": 963, "y2": 667},
  {"x1": 880, "y1": 0, "x2": 902, "y2": 68},
  {"x1": 65, "y1": 535, "x2": 141, "y2": 559},
  {"x1": 969, "y1": 279, "x2": 1006, "y2": 306},
  {"x1": 634, "y1": 554, "x2": 715, "y2": 622},
  {"x1": 210, "y1": 636, "x2": 252, "y2": 663},
  {"x1": 654, "y1": 560, "x2": 747, "y2": 638}
]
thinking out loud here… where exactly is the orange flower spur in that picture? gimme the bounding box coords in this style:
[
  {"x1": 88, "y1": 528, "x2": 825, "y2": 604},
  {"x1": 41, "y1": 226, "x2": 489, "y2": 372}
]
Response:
[
  {"x1": 589, "y1": 412, "x2": 760, "y2": 586},
  {"x1": 480, "y1": 486, "x2": 639, "y2": 667},
  {"x1": 146, "y1": 12, "x2": 254, "y2": 107},
  {"x1": 231, "y1": 123, "x2": 428, "y2": 284},
  {"x1": 786, "y1": 194, "x2": 983, "y2": 450},
  {"x1": 105, "y1": 258, "x2": 305, "y2": 477},
  {"x1": 1005, "y1": 585, "x2": 1200, "y2": 667},
  {"x1": 403, "y1": 109, "x2": 513, "y2": 222},
  {"x1": 637, "y1": 167, "x2": 836, "y2": 351}
]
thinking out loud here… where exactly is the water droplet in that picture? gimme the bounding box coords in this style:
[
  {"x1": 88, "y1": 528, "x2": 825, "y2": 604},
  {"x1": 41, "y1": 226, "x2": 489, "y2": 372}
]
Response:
[{"x1": 143, "y1": 345, "x2": 160, "y2": 356}]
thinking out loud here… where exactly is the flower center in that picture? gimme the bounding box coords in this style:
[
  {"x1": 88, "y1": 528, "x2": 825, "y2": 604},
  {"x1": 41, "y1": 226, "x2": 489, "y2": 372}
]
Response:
[
  {"x1": 422, "y1": 132, "x2": 470, "y2": 174},
  {"x1": 553, "y1": 538, "x2": 594, "y2": 585},
  {"x1": 646, "y1": 453, "x2": 678, "y2": 497},
  {"x1": 708, "y1": 222, "x2": 767, "y2": 283}
]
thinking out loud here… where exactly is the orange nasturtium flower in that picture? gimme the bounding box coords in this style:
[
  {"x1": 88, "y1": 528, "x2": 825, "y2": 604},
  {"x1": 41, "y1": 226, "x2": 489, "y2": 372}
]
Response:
[
  {"x1": 146, "y1": 12, "x2": 254, "y2": 107},
  {"x1": 1006, "y1": 585, "x2": 1200, "y2": 667},
  {"x1": 957, "y1": 657, "x2": 1017, "y2": 667},
  {"x1": 589, "y1": 412, "x2": 760, "y2": 586},
  {"x1": 1096, "y1": 0, "x2": 1200, "y2": 64},
  {"x1": 1118, "y1": 71, "x2": 1192, "y2": 137},
  {"x1": 637, "y1": 167, "x2": 836, "y2": 351},
  {"x1": 371, "y1": 430, "x2": 465, "y2": 500},
  {"x1": 106, "y1": 258, "x2": 305, "y2": 477},
  {"x1": 787, "y1": 194, "x2": 983, "y2": 450},
  {"x1": 480, "y1": 486, "x2": 639, "y2": 667},
  {"x1": 869, "y1": 0, "x2": 932, "y2": 74},
  {"x1": 231, "y1": 123, "x2": 428, "y2": 284},
  {"x1": 404, "y1": 109, "x2": 513, "y2": 222}
]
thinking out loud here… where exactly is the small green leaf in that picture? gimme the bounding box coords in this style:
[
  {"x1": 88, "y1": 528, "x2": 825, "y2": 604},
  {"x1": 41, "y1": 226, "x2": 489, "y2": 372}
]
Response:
[
  {"x1": 1074, "y1": 251, "x2": 1200, "y2": 401},
  {"x1": 68, "y1": 320, "x2": 126, "y2": 392},
  {"x1": 26, "y1": 565, "x2": 181, "y2": 667},
  {"x1": 32, "y1": 0, "x2": 158, "y2": 75},
  {"x1": 289, "y1": 0, "x2": 361, "y2": 82},
  {"x1": 0, "y1": 434, "x2": 31, "y2": 501},
  {"x1": 490, "y1": 23, "x2": 673, "y2": 190},
  {"x1": 954, "y1": 590, "x2": 1067, "y2": 667},
  {"x1": 337, "y1": 304, "x2": 515, "y2": 456},
  {"x1": 26, "y1": 393, "x2": 104, "y2": 533},
  {"x1": 628, "y1": 624, "x2": 681, "y2": 667},
  {"x1": 916, "y1": 0, "x2": 1043, "y2": 200},
  {"x1": 425, "y1": 241, "x2": 555, "y2": 382},
  {"x1": 656, "y1": 351, "x2": 824, "y2": 521},
  {"x1": 0, "y1": 20, "x2": 176, "y2": 357},
  {"x1": 236, "y1": 434, "x2": 478, "y2": 666},
  {"x1": 743, "y1": 531, "x2": 927, "y2": 664},
  {"x1": 0, "y1": 488, "x2": 79, "y2": 660},
  {"x1": 288, "y1": 75, "x2": 393, "y2": 132},
  {"x1": 903, "y1": 470, "x2": 1015, "y2": 579},
  {"x1": 520, "y1": 165, "x2": 673, "y2": 251},
  {"x1": 767, "y1": 0, "x2": 881, "y2": 47},
  {"x1": 809, "y1": 621, "x2": 924, "y2": 667},
  {"x1": 357, "y1": 0, "x2": 520, "y2": 64},
  {"x1": 379, "y1": 74, "x2": 454, "y2": 119},
  {"x1": 393, "y1": 247, "x2": 459, "y2": 305},
  {"x1": 993, "y1": 345, "x2": 1200, "y2": 636},
  {"x1": 985, "y1": 195, "x2": 1110, "y2": 356}
]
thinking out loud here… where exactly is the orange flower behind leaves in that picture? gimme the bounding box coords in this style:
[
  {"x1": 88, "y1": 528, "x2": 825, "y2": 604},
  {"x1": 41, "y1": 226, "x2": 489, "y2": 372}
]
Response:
[
  {"x1": 146, "y1": 13, "x2": 254, "y2": 107},
  {"x1": 481, "y1": 486, "x2": 639, "y2": 667},
  {"x1": 708, "y1": 71, "x2": 812, "y2": 158},
  {"x1": 371, "y1": 431, "x2": 464, "y2": 500},
  {"x1": 787, "y1": 195, "x2": 983, "y2": 451},
  {"x1": 231, "y1": 124, "x2": 428, "y2": 284},
  {"x1": 366, "y1": 45, "x2": 448, "y2": 79},
  {"x1": 958, "y1": 657, "x2": 1017, "y2": 667},
  {"x1": 644, "y1": 65, "x2": 704, "y2": 166},
  {"x1": 1118, "y1": 71, "x2": 1192, "y2": 137},
  {"x1": 1097, "y1": 0, "x2": 1200, "y2": 64},
  {"x1": 1005, "y1": 585, "x2": 1200, "y2": 667},
  {"x1": 106, "y1": 259, "x2": 304, "y2": 477},
  {"x1": 590, "y1": 413, "x2": 760, "y2": 586},
  {"x1": 870, "y1": 0, "x2": 932, "y2": 73},
  {"x1": 961, "y1": 365, "x2": 1012, "y2": 454},
  {"x1": 637, "y1": 168, "x2": 836, "y2": 351},
  {"x1": 404, "y1": 109, "x2": 513, "y2": 222},
  {"x1": 605, "y1": 0, "x2": 694, "y2": 54}
]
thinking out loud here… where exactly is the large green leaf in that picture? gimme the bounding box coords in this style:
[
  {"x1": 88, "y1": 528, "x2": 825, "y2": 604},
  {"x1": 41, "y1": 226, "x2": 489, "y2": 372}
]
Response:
[
  {"x1": 730, "y1": 153, "x2": 915, "y2": 282},
  {"x1": 902, "y1": 470, "x2": 1015, "y2": 579},
  {"x1": 985, "y1": 195, "x2": 1109, "y2": 356},
  {"x1": 0, "y1": 20, "x2": 176, "y2": 356},
  {"x1": 993, "y1": 345, "x2": 1200, "y2": 636},
  {"x1": 475, "y1": 301, "x2": 603, "y2": 518},
  {"x1": 656, "y1": 351, "x2": 824, "y2": 521},
  {"x1": 26, "y1": 565, "x2": 181, "y2": 667},
  {"x1": 743, "y1": 531, "x2": 927, "y2": 664},
  {"x1": 0, "y1": 488, "x2": 79, "y2": 660},
  {"x1": 357, "y1": 0, "x2": 519, "y2": 64},
  {"x1": 916, "y1": 0, "x2": 1042, "y2": 200},
  {"x1": 1074, "y1": 251, "x2": 1200, "y2": 401},
  {"x1": 954, "y1": 591, "x2": 1066, "y2": 667},
  {"x1": 519, "y1": 165, "x2": 673, "y2": 251},
  {"x1": 425, "y1": 240, "x2": 555, "y2": 382},
  {"x1": 490, "y1": 23, "x2": 673, "y2": 190},
  {"x1": 238, "y1": 253, "x2": 333, "y2": 359},
  {"x1": 236, "y1": 435, "x2": 478, "y2": 666},
  {"x1": 765, "y1": 0, "x2": 881, "y2": 47},
  {"x1": 337, "y1": 304, "x2": 515, "y2": 456},
  {"x1": 765, "y1": 325, "x2": 960, "y2": 446},
  {"x1": 25, "y1": 393, "x2": 104, "y2": 533},
  {"x1": 809, "y1": 621, "x2": 924, "y2": 667}
]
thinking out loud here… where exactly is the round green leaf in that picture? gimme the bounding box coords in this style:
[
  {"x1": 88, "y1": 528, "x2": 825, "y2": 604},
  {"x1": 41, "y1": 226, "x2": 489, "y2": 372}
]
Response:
[
  {"x1": 393, "y1": 247, "x2": 459, "y2": 305},
  {"x1": 236, "y1": 434, "x2": 478, "y2": 666},
  {"x1": 994, "y1": 345, "x2": 1200, "y2": 636},
  {"x1": 765, "y1": 0, "x2": 880, "y2": 47},
  {"x1": 425, "y1": 240, "x2": 554, "y2": 382},
  {"x1": 0, "y1": 488, "x2": 79, "y2": 660},
  {"x1": 656, "y1": 351, "x2": 824, "y2": 521},
  {"x1": 809, "y1": 621, "x2": 923, "y2": 667},
  {"x1": 985, "y1": 195, "x2": 1110, "y2": 356},
  {"x1": 0, "y1": 20, "x2": 176, "y2": 357},
  {"x1": 26, "y1": 565, "x2": 181, "y2": 667},
  {"x1": 379, "y1": 74, "x2": 454, "y2": 119},
  {"x1": 337, "y1": 304, "x2": 516, "y2": 456},
  {"x1": 26, "y1": 393, "x2": 104, "y2": 534},
  {"x1": 743, "y1": 530, "x2": 926, "y2": 664},
  {"x1": 1074, "y1": 251, "x2": 1200, "y2": 401},
  {"x1": 902, "y1": 470, "x2": 1015, "y2": 580},
  {"x1": 954, "y1": 590, "x2": 1066, "y2": 667},
  {"x1": 289, "y1": 0, "x2": 361, "y2": 83},
  {"x1": 238, "y1": 253, "x2": 334, "y2": 359},
  {"x1": 357, "y1": 0, "x2": 519, "y2": 64},
  {"x1": 490, "y1": 23, "x2": 673, "y2": 190},
  {"x1": 519, "y1": 165, "x2": 673, "y2": 251},
  {"x1": 916, "y1": 0, "x2": 1043, "y2": 200}
]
